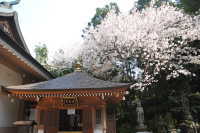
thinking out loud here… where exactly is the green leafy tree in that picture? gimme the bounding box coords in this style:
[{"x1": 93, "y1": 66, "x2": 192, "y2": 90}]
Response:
[
  {"x1": 179, "y1": 0, "x2": 200, "y2": 14},
  {"x1": 136, "y1": 0, "x2": 170, "y2": 10},
  {"x1": 34, "y1": 45, "x2": 73, "y2": 77},
  {"x1": 82, "y1": 2, "x2": 120, "y2": 38},
  {"x1": 140, "y1": 40, "x2": 200, "y2": 132},
  {"x1": 136, "y1": 0, "x2": 200, "y2": 14},
  {"x1": 90, "y1": 2, "x2": 120, "y2": 27},
  {"x1": 136, "y1": 0, "x2": 151, "y2": 10},
  {"x1": 34, "y1": 44, "x2": 48, "y2": 65}
]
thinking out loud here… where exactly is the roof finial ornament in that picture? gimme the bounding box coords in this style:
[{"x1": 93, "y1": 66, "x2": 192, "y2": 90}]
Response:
[
  {"x1": 0, "y1": 0, "x2": 21, "y2": 9},
  {"x1": 75, "y1": 61, "x2": 82, "y2": 72}
]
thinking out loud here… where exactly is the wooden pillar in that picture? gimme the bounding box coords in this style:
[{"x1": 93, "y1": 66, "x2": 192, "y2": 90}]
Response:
[
  {"x1": 17, "y1": 100, "x2": 25, "y2": 121},
  {"x1": 83, "y1": 107, "x2": 93, "y2": 133},
  {"x1": 36, "y1": 109, "x2": 59, "y2": 133},
  {"x1": 45, "y1": 110, "x2": 59, "y2": 133},
  {"x1": 35, "y1": 108, "x2": 41, "y2": 125},
  {"x1": 106, "y1": 108, "x2": 116, "y2": 133},
  {"x1": 102, "y1": 106, "x2": 107, "y2": 133},
  {"x1": 92, "y1": 107, "x2": 96, "y2": 131},
  {"x1": 35, "y1": 108, "x2": 45, "y2": 133}
]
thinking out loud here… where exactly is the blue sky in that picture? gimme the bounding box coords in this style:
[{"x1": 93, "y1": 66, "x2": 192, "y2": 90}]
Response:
[{"x1": 12, "y1": 0, "x2": 134, "y2": 58}]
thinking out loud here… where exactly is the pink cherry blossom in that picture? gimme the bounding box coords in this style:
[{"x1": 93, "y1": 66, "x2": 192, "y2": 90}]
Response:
[{"x1": 80, "y1": 3, "x2": 200, "y2": 90}]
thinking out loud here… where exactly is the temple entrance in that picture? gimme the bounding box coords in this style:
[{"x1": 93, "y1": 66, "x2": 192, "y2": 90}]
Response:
[{"x1": 59, "y1": 110, "x2": 82, "y2": 132}]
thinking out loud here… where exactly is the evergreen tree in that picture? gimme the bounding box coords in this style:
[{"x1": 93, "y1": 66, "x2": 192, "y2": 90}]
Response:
[
  {"x1": 179, "y1": 0, "x2": 200, "y2": 14},
  {"x1": 82, "y1": 2, "x2": 120, "y2": 38}
]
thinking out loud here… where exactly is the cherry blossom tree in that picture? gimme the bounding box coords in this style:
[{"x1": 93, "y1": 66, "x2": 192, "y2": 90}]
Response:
[{"x1": 80, "y1": 2, "x2": 200, "y2": 90}]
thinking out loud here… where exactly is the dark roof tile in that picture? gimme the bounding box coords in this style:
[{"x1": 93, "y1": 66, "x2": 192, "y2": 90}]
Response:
[{"x1": 7, "y1": 72, "x2": 130, "y2": 91}]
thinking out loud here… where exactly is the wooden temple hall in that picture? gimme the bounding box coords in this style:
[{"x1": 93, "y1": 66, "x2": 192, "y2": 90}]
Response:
[{"x1": 5, "y1": 66, "x2": 130, "y2": 133}]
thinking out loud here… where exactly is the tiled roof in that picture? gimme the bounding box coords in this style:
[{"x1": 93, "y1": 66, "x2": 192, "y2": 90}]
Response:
[{"x1": 7, "y1": 72, "x2": 130, "y2": 91}]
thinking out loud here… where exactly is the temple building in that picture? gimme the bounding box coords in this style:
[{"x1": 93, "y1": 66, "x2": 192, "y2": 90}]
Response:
[
  {"x1": 6, "y1": 67, "x2": 130, "y2": 133},
  {"x1": 0, "y1": 6, "x2": 53, "y2": 133},
  {"x1": 0, "y1": 2, "x2": 130, "y2": 133}
]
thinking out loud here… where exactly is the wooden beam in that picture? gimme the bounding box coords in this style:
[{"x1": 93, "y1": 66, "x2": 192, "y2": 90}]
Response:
[
  {"x1": 0, "y1": 85, "x2": 8, "y2": 95},
  {"x1": 0, "y1": 45, "x2": 46, "y2": 81}
]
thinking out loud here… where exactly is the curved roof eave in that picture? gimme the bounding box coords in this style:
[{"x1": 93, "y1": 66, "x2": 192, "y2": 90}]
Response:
[
  {"x1": 0, "y1": 10, "x2": 53, "y2": 80},
  {"x1": 0, "y1": 11, "x2": 30, "y2": 53},
  {"x1": 6, "y1": 72, "x2": 130, "y2": 91},
  {"x1": 0, "y1": 35, "x2": 54, "y2": 80},
  {"x1": 13, "y1": 11, "x2": 30, "y2": 53}
]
